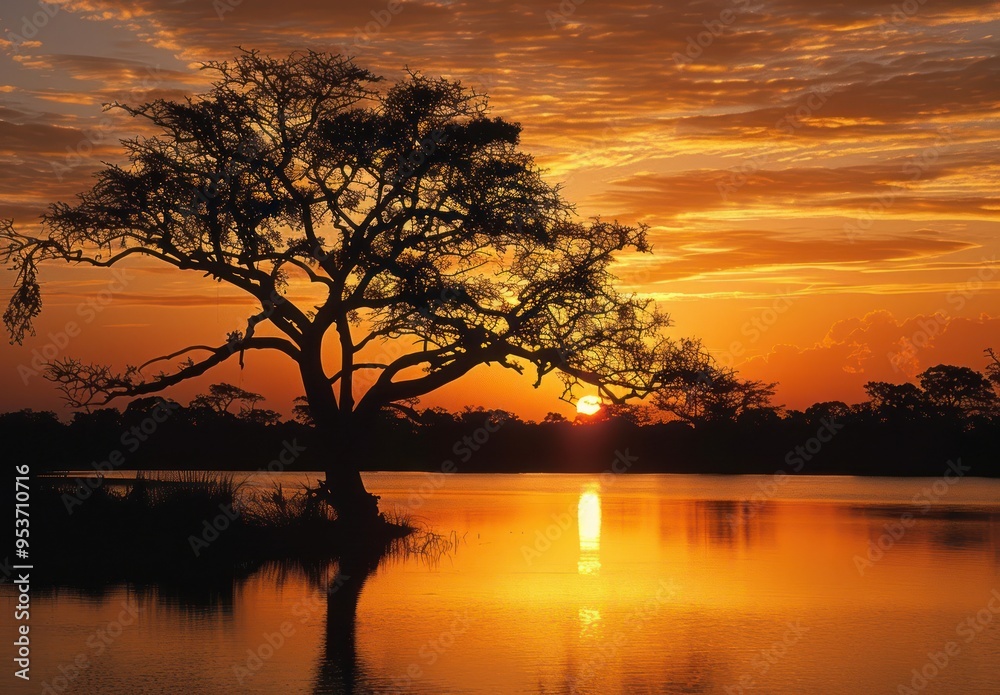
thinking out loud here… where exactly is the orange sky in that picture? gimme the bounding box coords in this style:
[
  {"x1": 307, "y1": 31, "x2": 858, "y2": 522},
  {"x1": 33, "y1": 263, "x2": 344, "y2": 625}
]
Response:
[{"x1": 1, "y1": 0, "x2": 998, "y2": 420}]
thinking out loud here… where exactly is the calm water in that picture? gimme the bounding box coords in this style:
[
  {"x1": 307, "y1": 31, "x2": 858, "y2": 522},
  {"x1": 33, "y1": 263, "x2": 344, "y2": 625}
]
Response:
[{"x1": 6, "y1": 472, "x2": 1000, "y2": 694}]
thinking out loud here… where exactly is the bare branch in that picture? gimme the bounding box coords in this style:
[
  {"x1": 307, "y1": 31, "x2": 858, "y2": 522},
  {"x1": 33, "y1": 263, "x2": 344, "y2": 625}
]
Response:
[{"x1": 44, "y1": 336, "x2": 299, "y2": 408}]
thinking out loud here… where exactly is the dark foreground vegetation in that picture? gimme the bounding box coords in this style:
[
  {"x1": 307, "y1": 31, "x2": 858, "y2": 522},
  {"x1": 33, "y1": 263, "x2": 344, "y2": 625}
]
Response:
[
  {"x1": 6, "y1": 358, "x2": 1000, "y2": 479},
  {"x1": 30, "y1": 472, "x2": 413, "y2": 588}
]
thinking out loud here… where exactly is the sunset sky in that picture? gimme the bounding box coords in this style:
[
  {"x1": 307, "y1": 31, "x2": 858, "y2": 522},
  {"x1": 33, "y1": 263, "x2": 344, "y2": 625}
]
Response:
[{"x1": 1, "y1": 0, "x2": 998, "y2": 419}]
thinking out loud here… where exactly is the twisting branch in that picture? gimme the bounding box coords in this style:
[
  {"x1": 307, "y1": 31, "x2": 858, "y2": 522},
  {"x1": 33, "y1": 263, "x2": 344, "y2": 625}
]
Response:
[{"x1": 44, "y1": 336, "x2": 299, "y2": 408}]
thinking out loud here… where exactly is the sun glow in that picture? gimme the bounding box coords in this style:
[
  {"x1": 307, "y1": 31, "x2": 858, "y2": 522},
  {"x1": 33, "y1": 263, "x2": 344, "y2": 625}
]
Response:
[{"x1": 576, "y1": 395, "x2": 602, "y2": 416}]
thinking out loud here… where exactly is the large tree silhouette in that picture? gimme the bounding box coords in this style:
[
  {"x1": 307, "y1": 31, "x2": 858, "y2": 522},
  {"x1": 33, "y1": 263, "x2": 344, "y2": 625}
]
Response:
[
  {"x1": 2, "y1": 50, "x2": 698, "y2": 525},
  {"x1": 917, "y1": 364, "x2": 996, "y2": 418}
]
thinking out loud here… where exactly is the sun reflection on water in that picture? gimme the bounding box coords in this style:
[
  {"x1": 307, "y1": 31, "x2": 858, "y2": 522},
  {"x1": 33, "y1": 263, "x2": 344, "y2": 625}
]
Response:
[
  {"x1": 577, "y1": 487, "x2": 602, "y2": 575},
  {"x1": 578, "y1": 606, "x2": 602, "y2": 638}
]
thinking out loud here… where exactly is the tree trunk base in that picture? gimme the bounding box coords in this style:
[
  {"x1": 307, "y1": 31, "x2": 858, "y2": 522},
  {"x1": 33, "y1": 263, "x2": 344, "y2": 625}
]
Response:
[{"x1": 313, "y1": 477, "x2": 383, "y2": 528}]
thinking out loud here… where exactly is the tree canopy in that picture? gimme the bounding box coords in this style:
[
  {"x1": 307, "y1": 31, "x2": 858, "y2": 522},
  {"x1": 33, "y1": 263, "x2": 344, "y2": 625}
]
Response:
[
  {"x1": 2, "y1": 50, "x2": 697, "y2": 417},
  {"x1": 864, "y1": 363, "x2": 999, "y2": 424},
  {"x1": 0, "y1": 50, "x2": 704, "y2": 520},
  {"x1": 917, "y1": 364, "x2": 996, "y2": 417}
]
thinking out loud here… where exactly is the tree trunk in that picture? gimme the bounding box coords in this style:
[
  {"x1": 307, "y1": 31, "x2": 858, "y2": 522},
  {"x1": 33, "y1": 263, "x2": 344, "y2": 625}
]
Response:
[
  {"x1": 299, "y1": 345, "x2": 382, "y2": 527},
  {"x1": 322, "y1": 423, "x2": 382, "y2": 527}
]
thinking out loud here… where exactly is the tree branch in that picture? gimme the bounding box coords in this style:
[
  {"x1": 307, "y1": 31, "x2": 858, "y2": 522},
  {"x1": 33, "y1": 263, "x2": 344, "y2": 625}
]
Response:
[{"x1": 45, "y1": 336, "x2": 300, "y2": 408}]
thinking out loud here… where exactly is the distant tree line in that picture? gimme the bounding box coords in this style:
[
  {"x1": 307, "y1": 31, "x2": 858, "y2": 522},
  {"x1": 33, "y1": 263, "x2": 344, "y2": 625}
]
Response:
[
  {"x1": 5, "y1": 352, "x2": 999, "y2": 477},
  {"x1": 614, "y1": 358, "x2": 1000, "y2": 431}
]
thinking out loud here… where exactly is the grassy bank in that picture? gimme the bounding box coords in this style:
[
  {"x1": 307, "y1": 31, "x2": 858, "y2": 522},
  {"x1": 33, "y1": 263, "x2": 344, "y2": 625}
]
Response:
[{"x1": 32, "y1": 472, "x2": 413, "y2": 586}]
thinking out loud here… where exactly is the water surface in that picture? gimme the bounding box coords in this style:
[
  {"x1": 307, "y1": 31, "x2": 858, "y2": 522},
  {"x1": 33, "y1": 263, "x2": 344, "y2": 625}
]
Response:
[{"x1": 7, "y1": 473, "x2": 1000, "y2": 694}]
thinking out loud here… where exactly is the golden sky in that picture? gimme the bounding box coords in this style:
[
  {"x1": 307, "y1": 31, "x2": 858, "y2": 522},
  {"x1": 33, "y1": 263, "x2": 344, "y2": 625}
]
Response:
[{"x1": 0, "y1": 0, "x2": 998, "y2": 419}]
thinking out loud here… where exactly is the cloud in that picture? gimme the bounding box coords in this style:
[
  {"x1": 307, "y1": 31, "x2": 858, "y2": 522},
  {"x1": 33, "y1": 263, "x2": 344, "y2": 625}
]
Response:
[
  {"x1": 600, "y1": 156, "x2": 1000, "y2": 220},
  {"x1": 739, "y1": 311, "x2": 1000, "y2": 408},
  {"x1": 612, "y1": 228, "x2": 978, "y2": 285},
  {"x1": 0, "y1": 0, "x2": 998, "y2": 415}
]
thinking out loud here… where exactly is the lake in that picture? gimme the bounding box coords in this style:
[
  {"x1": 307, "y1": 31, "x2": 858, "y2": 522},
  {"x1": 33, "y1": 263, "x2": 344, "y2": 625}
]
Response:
[{"x1": 6, "y1": 472, "x2": 1000, "y2": 694}]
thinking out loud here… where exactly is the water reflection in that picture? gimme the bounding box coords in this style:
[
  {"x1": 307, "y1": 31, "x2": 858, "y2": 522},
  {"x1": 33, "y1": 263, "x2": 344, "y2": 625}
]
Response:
[
  {"x1": 11, "y1": 473, "x2": 1000, "y2": 695},
  {"x1": 578, "y1": 486, "x2": 602, "y2": 575},
  {"x1": 577, "y1": 607, "x2": 602, "y2": 637},
  {"x1": 316, "y1": 551, "x2": 382, "y2": 694}
]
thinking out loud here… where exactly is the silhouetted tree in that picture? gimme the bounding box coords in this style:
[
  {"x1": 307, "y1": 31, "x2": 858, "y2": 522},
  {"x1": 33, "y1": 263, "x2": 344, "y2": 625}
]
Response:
[
  {"x1": 654, "y1": 368, "x2": 779, "y2": 425},
  {"x1": 0, "y1": 409, "x2": 59, "y2": 426},
  {"x1": 0, "y1": 409, "x2": 66, "y2": 472},
  {"x1": 417, "y1": 407, "x2": 459, "y2": 427},
  {"x1": 983, "y1": 348, "x2": 999, "y2": 392},
  {"x1": 123, "y1": 396, "x2": 181, "y2": 418},
  {"x1": 1, "y1": 50, "x2": 698, "y2": 525},
  {"x1": 917, "y1": 364, "x2": 996, "y2": 418},
  {"x1": 782, "y1": 409, "x2": 808, "y2": 427},
  {"x1": 292, "y1": 396, "x2": 315, "y2": 426},
  {"x1": 863, "y1": 381, "x2": 927, "y2": 422},
  {"x1": 70, "y1": 407, "x2": 123, "y2": 429},
  {"x1": 239, "y1": 407, "x2": 282, "y2": 426},
  {"x1": 189, "y1": 381, "x2": 280, "y2": 424},
  {"x1": 457, "y1": 405, "x2": 520, "y2": 426},
  {"x1": 587, "y1": 402, "x2": 655, "y2": 426},
  {"x1": 190, "y1": 382, "x2": 264, "y2": 415},
  {"x1": 804, "y1": 400, "x2": 851, "y2": 424}
]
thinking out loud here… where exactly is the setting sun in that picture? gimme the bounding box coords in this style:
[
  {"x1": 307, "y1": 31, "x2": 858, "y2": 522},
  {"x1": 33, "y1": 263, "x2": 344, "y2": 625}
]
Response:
[
  {"x1": 576, "y1": 395, "x2": 602, "y2": 416},
  {"x1": 3, "y1": 3, "x2": 1000, "y2": 693}
]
